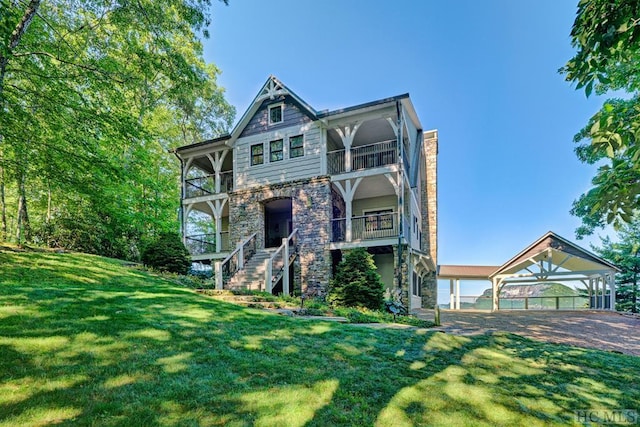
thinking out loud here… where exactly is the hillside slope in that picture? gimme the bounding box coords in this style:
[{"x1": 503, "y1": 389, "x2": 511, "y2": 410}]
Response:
[{"x1": 0, "y1": 246, "x2": 637, "y2": 426}]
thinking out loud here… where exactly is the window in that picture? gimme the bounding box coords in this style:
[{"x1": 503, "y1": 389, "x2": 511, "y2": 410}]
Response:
[
  {"x1": 251, "y1": 143, "x2": 264, "y2": 166},
  {"x1": 289, "y1": 135, "x2": 304, "y2": 158},
  {"x1": 364, "y1": 209, "x2": 394, "y2": 232},
  {"x1": 270, "y1": 139, "x2": 283, "y2": 162},
  {"x1": 268, "y1": 104, "x2": 283, "y2": 125}
]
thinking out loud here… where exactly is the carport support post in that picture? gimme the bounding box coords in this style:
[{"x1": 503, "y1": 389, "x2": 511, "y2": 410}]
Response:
[
  {"x1": 492, "y1": 277, "x2": 499, "y2": 312},
  {"x1": 449, "y1": 279, "x2": 454, "y2": 309},
  {"x1": 610, "y1": 274, "x2": 616, "y2": 311}
]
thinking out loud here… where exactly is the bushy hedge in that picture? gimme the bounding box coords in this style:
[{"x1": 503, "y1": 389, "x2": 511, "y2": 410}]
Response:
[
  {"x1": 328, "y1": 248, "x2": 385, "y2": 310},
  {"x1": 141, "y1": 232, "x2": 191, "y2": 274}
]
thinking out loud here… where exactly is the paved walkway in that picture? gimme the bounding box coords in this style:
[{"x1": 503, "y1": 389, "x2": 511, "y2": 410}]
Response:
[{"x1": 415, "y1": 310, "x2": 640, "y2": 356}]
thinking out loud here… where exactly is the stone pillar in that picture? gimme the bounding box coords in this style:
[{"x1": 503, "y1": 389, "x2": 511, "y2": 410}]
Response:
[
  {"x1": 292, "y1": 177, "x2": 332, "y2": 297},
  {"x1": 393, "y1": 244, "x2": 410, "y2": 308}
]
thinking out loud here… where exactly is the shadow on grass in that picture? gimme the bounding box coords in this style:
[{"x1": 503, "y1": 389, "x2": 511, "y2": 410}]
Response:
[{"x1": 0, "y1": 249, "x2": 638, "y2": 426}]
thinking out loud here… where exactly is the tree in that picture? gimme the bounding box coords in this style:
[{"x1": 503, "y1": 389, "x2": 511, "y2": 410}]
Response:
[
  {"x1": 0, "y1": 1, "x2": 234, "y2": 255},
  {"x1": 328, "y1": 248, "x2": 385, "y2": 310},
  {"x1": 592, "y1": 220, "x2": 640, "y2": 312},
  {"x1": 561, "y1": 0, "x2": 640, "y2": 237}
]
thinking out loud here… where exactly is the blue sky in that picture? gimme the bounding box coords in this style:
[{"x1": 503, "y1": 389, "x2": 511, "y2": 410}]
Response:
[{"x1": 202, "y1": 1, "x2": 610, "y2": 296}]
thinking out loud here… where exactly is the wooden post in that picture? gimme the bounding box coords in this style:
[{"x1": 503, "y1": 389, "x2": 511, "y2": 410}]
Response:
[
  {"x1": 282, "y1": 238, "x2": 290, "y2": 296},
  {"x1": 265, "y1": 259, "x2": 272, "y2": 294},
  {"x1": 215, "y1": 261, "x2": 223, "y2": 290}
]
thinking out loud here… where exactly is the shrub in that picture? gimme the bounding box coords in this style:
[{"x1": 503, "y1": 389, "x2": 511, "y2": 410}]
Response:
[
  {"x1": 141, "y1": 232, "x2": 191, "y2": 274},
  {"x1": 328, "y1": 248, "x2": 385, "y2": 310}
]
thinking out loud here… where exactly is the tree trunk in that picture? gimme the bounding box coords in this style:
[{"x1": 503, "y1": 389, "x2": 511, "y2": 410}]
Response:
[
  {"x1": 15, "y1": 172, "x2": 30, "y2": 245},
  {"x1": 0, "y1": 161, "x2": 6, "y2": 242}
]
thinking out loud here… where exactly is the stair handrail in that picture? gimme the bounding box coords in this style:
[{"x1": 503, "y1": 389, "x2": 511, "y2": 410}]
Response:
[
  {"x1": 215, "y1": 233, "x2": 257, "y2": 290},
  {"x1": 265, "y1": 229, "x2": 298, "y2": 295}
]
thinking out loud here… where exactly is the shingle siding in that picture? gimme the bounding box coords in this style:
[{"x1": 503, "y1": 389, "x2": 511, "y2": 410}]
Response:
[{"x1": 240, "y1": 97, "x2": 313, "y2": 138}]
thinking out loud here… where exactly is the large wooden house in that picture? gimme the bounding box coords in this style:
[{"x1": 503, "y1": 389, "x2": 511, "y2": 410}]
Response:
[{"x1": 173, "y1": 76, "x2": 438, "y2": 310}]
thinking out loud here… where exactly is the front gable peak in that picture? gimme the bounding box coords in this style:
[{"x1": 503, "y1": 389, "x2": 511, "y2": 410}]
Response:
[{"x1": 229, "y1": 76, "x2": 318, "y2": 145}]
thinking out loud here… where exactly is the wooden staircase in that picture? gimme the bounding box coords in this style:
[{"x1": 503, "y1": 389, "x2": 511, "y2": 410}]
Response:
[{"x1": 226, "y1": 248, "x2": 277, "y2": 291}]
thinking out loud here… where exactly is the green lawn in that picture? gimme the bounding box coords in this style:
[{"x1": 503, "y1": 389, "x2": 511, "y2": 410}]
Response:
[{"x1": 0, "y1": 247, "x2": 638, "y2": 426}]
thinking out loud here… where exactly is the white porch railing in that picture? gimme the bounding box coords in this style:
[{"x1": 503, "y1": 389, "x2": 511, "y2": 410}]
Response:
[
  {"x1": 264, "y1": 229, "x2": 298, "y2": 295},
  {"x1": 215, "y1": 233, "x2": 256, "y2": 289},
  {"x1": 327, "y1": 139, "x2": 398, "y2": 175},
  {"x1": 331, "y1": 213, "x2": 398, "y2": 242}
]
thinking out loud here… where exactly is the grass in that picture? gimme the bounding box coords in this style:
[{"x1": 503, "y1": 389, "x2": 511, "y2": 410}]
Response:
[{"x1": 0, "y1": 246, "x2": 638, "y2": 426}]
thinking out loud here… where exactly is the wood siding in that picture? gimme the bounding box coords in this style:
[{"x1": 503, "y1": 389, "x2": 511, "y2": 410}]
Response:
[
  {"x1": 234, "y1": 123, "x2": 323, "y2": 191},
  {"x1": 240, "y1": 96, "x2": 313, "y2": 138}
]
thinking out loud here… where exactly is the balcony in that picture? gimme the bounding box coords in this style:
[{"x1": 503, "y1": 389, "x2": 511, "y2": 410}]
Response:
[
  {"x1": 331, "y1": 212, "x2": 398, "y2": 243},
  {"x1": 185, "y1": 231, "x2": 230, "y2": 255},
  {"x1": 327, "y1": 139, "x2": 397, "y2": 175},
  {"x1": 185, "y1": 171, "x2": 233, "y2": 198}
]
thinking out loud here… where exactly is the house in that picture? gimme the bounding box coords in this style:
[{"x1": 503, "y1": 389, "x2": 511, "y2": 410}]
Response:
[{"x1": 173, "y1": 76, "x2": 438, "y2": 310}]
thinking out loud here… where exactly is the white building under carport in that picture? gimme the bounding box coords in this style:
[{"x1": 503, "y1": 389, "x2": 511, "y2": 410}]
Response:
[{"x1": 438, "y1": 231, "x2": 620, "y2": 312}]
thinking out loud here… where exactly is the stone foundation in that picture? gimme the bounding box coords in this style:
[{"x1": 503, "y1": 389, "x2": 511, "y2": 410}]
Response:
[{"x1": 229, "y1": 176, "x2": 332, "y2": 296}]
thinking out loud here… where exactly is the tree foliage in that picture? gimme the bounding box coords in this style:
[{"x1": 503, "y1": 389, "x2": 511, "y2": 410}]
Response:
[
  {"x1": 0, "y1": 0, "x2": 234, "y2": 258},
  {"x1": 562, "y1": 0, "x2": 640, "y2": 237},
  {"x1": 328, "y1": 248, "x2": 385, "y2": 310},
  {"x1": 592, "y1": 219, "x2": 640, "y2": 312}
]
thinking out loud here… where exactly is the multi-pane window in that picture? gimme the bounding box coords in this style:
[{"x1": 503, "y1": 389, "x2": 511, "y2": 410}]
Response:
[
  {"x1": 289, "y1": 135, "x2": 304, "y2": 158},
  {"x1": 251, "y1": 143, "x2": 264, "y2": 166},
  {"x1": 269, "y1": 104, "x2": 283, "y2": 125},
  {"x1": 270, "y1": 139, "x2": 283, "y2": 162}
]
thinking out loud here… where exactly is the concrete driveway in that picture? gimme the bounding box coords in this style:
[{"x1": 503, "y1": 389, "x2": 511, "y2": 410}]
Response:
[{"x1": 416, "y1": 310, "x2": 640, "y2": 357}]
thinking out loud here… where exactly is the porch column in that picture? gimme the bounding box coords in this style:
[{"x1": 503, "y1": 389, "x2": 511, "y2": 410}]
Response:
[
  {"x1": 455, "y1": 279, "x2": 461, "y2": 310},
  {"x1": 588, "y1": 278, "x2": 593, "y2": 308},
  {"x1": 336, "y1": 123, "x2": 361, "y2": 173},
  {"x1": 334, "y1": 178, "x2": 362, "y2": 242},
  {"x1": 595, "y1": 277, "x2": 600, "y2": 309},
  {"x1": 207, "y1": 150, "x2": 229, "y2": 194},
  {"x1": 207, "y1": 199, "x2": 228, "y2": 253},
  {"x1": 492, "y1": 277, "x2": 500, "y2": 312}
]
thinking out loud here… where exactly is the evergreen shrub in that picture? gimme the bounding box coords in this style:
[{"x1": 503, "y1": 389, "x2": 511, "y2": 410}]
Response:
[
  {"x1": 141, "y1": 232, "x2": 191, "y2": 274},
  {"x1": 328, "y1": 248, "x2": 385, "y2": 310}
]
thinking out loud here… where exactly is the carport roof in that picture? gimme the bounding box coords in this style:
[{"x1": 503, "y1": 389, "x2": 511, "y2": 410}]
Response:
[
  {"x1": 437, "y1": 231, "x2": 620, "y2": 281},
  {"x1": 490, "y1": 231, "x2": 620, "y2": 278}
]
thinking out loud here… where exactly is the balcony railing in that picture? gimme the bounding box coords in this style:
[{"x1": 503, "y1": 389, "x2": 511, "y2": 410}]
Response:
[
  {"x1": 331, "y1": 212, "x2": 398, "y2": 242},
  {"x1": 185, "y1": 171, "x2": 233, "y2": 198},
  {"x1": 185, "y1": 231, "x2": 230, "y2": 255},
  {"x1": 327, "y1": 139, "x2": 397, "y2": 175}
]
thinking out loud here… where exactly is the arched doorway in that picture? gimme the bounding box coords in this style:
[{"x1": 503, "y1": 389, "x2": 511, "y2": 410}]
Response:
[{"x1": 264, "y1": 198, "x2": 292, "y2": 248}]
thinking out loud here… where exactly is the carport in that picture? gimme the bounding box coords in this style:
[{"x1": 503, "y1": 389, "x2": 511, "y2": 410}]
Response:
[{"x1": 438, "y1": 231, "x2": 620, "y2": 312}]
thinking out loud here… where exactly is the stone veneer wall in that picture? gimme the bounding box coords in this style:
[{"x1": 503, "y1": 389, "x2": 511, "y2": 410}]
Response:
[
  {"x1": 229, "y1": 176, "x2": 332, "y2": 296},
  {"x1": 421, "y1": 130, "x2": 438, "y2": 308}
]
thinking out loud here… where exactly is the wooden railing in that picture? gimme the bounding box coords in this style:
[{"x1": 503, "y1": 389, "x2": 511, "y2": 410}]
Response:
[
  {"x1": 331, "y1": 212, "x2": 398, "y2": 242},
  {"x1": 185, "y1": 231, "x2": 230, "y2": 255},
  {"x1": 185, "y1": 171, "x2": 234, "y2": 198},
  {"x1": 264, "y1": 229, "x2": 298, "y2": 295},
  {"x1": 215, "y1": 233, "x2": 256, "y2": 289},
  {"x1": 327, "y1": 139, "x2": 397, "y2": 175},
  {"x1": 185, "y1": 234, "x2": 216, "y2": 255}
]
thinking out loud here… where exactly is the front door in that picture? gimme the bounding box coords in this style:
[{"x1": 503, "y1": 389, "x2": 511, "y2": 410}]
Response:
[{"x1": 264, "y1": 198, "x2": 292, "y2": 248}]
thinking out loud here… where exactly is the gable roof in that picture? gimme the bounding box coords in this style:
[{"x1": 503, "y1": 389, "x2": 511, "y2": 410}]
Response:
[
  {"x1": 490, "y1": 231, "x2": 620, "y2": 278},
  {"x1": 228, "y1": 75, "x2": 318, "y2": 145}
]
